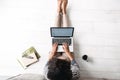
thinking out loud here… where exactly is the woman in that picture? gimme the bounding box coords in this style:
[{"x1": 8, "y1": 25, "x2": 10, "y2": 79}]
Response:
[
  {"x1": 44, "y1": 43, "x2": 80, "y2": 80},
  {"x1": 44, "y1": 0, "x2": 80, "y2": 80}
]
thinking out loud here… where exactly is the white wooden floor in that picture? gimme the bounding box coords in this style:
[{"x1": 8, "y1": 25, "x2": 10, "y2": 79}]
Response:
[
  {"x1": 0, "y1": 76, "x2": 119, "y2": 80},
  {"x1": 80, "y1": 77, "x2": 119, "y2": 80}
]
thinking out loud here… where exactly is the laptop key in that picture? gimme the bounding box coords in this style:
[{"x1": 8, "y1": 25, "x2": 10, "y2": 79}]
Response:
[{"x1": 52, "y1": 38, "x2": 71, "y2": 45}]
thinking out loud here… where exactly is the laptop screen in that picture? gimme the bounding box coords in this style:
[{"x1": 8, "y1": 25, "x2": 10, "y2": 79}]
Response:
[{"x1": 50, "y1": 27, "x2": 74, "y2": 37}]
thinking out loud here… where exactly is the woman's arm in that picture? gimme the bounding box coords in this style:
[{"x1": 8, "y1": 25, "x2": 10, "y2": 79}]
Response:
[
  {"x1": 48, "y1": 43, "x2": 58, "y2": 60},
  {"x1": 62, "y1": 43, "x2": 80, "y2": 79},
  {"x1": 62, "y1": 43, "x2": 74, "y2": 61}
]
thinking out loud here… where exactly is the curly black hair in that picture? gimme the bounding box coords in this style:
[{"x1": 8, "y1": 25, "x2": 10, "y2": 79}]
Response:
[{"x1": 47, "y1": 57, "x2": 72, "y2": 80}]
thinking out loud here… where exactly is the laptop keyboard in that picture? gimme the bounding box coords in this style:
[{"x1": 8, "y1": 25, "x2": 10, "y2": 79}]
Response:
[{"x1": 52, "y1": 38, "x2": 71, "y2": 45}]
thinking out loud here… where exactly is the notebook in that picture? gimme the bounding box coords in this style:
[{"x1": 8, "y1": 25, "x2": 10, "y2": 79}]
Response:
[{"x1": 50, "y1": 27, "x2": 74, "y2": 52}]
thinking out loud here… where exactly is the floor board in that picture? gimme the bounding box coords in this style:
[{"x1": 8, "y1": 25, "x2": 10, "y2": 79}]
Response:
[{"x1": 80, "y1": 77, "x2": 119, "y2": 80}]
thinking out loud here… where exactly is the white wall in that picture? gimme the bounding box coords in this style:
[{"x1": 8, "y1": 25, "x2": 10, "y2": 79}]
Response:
[{"x1": 0, "y1": 0, "x2": 120, "y2": 79}]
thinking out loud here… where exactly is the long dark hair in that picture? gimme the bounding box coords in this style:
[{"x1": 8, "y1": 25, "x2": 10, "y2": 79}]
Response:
[{"x1": 47, "y1": 58, "x2": 72, "y2": 80}]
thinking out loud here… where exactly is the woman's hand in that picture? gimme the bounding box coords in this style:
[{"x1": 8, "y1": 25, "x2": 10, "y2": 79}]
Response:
[
  {"x1": 51, "y1": 43, "x2": 58, "y2": 54},
  {"x1": 49, "y1": 43, "x2": 58, "y2": 60},
  {"x1": 62, "y1": 43, "x2": 70, "y2": 53},
  {"x1": 62, "y1": 43, "x2": 74, "y2": 61}
]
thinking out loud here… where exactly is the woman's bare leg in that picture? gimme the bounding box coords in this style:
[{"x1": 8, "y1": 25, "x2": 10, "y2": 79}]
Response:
[
  {"x1": 62, "y1": 0, "x2": 69, "y2": 27},
  {"x1": 62, "y1": 0, "x2": 68, "y2": 14},
  {"x1": 55, "y1": 0, "x2": 62, "y2": 27},
  {"x1": 57, "y1": 0, "x2": 62, "y2": 14}
]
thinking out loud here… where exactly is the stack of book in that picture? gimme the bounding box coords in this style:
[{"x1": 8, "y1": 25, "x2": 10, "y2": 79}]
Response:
[{"x1": 17, "y1": 47, "x2": 40, "y2": 69}]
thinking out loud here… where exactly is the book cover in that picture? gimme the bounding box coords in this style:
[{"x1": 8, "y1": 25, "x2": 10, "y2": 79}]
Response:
[{"x1": 17, "y1": 47, "x2": 40, "y2": 69}]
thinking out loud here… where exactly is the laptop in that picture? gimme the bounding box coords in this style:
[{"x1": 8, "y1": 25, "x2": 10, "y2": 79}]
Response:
[{"x1": 50, "y1": 27, "x2": 74, "y2": 52}]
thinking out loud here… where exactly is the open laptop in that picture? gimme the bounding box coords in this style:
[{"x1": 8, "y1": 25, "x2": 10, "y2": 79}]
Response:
[{"x1": 50, "y1": 27, "x2": 74, "y2": 52}]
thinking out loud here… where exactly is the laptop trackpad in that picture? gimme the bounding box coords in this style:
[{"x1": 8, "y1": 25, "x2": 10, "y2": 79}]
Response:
[{"x1": 57, "y1": 46, "x2": 73, "y2": 52}]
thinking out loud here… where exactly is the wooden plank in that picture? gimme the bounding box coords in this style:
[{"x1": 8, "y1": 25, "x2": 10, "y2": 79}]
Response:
[
  {"x1": 75, "y1": 58, "x2": 120, "y2": 72},
  {"x1": 80, "y1": 70, "x2": 120, "y2": 79}
]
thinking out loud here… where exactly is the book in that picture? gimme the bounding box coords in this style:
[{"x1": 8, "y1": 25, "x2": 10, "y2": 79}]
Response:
[{"x1": 17, "y1": 47, "x2": 40, "y2": 69}]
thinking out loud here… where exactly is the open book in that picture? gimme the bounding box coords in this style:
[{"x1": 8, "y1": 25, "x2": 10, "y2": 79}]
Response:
[{"x1": 17, "y1": 47, "x2": 40, "y2": 69}]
